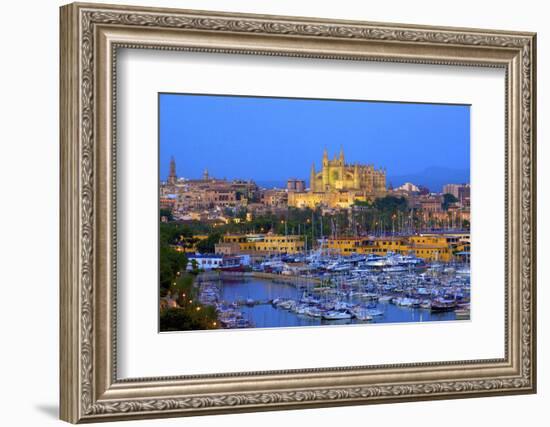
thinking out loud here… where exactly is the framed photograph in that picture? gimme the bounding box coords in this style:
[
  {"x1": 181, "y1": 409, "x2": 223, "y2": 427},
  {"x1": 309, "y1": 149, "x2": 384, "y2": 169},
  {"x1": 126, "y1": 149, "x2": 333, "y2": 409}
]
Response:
[{"x1": 60, "y1": 2, "x2": 537, "y2": 423}]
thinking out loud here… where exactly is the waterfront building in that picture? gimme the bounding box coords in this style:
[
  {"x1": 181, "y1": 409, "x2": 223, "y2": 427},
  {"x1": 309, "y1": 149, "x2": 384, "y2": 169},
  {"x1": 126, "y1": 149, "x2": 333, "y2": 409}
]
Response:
[
  {"x1": 326, "y1": 236, "x2": 409, "y2": 257},
  {"x1": 185, "y1": 253, "x2": 250, "y2": 270},
  {"x1": 325, "y1": 233, "x2": 469, "y2": 262},
  {"x1": 213, "y1": 230, "x2": 468, "y2": 261},
  {"x1": 214, "y1": 242, "x2": 242, "y2": 256},
  {"x1": 256, "y1": 235, "x2": 305, "y2": 254},
  {"x1": 288, "y1": 148, "x2": 387, "y2": 209},
  {"x1": 215, "y1": 233, "x2": 305, "y2": 255},
  {"x1": 407, "y1": 235, "x2": 454, "y2": 261},
  {"x1": 218, "y1": 234, "x2": 258, "y2": 253},
  {"x1": 186, "y1": 254, "x2": 224, "y2": 270}
]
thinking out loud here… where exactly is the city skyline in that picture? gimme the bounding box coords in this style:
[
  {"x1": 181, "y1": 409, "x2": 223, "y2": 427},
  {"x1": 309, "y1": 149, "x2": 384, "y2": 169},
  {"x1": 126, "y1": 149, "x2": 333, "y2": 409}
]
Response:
[
  {"x1": 159, "y1": 93, "x2": 472, "y2": 332},
  {"x1": 159, "y1": 93, "x2": 470, "y2": 190}
]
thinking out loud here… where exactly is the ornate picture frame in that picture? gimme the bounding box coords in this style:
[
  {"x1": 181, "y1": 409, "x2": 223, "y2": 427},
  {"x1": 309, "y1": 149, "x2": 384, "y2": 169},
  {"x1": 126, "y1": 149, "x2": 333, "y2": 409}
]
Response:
[{"x1": 60, "y1": 2, "x2": 536, "y2": 423}]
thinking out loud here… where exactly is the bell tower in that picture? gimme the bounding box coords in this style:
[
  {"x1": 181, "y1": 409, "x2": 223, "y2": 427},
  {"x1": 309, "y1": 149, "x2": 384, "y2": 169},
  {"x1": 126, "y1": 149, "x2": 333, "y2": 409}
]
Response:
[
  {"x1": 322, "y1": 148, "x2": 329, "y2": 190},
  {"x1": 168, "y1": 156, "x2": 177, "y2": 185},
  {"x1": 310, "y1": 162, "x2": 316, "y2": 192}
]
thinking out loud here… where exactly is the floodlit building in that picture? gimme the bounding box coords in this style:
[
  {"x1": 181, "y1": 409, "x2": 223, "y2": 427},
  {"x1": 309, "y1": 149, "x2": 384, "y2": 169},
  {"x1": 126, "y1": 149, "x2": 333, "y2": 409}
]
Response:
[
  {"x1": 324, "y1": 233, "x2": 469, "y2": 262},
  {"x1": 288, "y1": 148, "x2": 387, "y2": 209},
  {"x1": 215, "y1": 233, "x2": 305, "y2": 255}
]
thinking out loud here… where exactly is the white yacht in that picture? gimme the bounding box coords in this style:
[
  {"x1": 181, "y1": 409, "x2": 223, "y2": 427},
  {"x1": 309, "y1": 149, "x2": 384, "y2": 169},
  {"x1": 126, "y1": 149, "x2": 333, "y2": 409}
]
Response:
[
  {"x1": 352, "y1": 309, "x2": 374, "y2": 321},
  {"x1": 322, "y1": 310, "x2": 353, "y2": 320}
]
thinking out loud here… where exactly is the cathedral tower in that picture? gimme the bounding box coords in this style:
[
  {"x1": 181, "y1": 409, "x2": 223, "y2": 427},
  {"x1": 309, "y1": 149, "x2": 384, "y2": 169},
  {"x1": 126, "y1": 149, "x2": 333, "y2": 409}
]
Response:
[
  {"x1": 310, "y1": 162, "x2": 316, "y2": 192},
  {"x1": 322, "y1": 148, "x2": 329, "y2": 189},
  {"x1": 339, "y1": 146, "x2": 345, "y2": 182}
]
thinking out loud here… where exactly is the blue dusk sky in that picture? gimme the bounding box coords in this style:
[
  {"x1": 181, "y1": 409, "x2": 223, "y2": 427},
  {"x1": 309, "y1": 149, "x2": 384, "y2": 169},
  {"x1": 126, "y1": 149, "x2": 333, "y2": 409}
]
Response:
[{"x1": 159, "y1": 93, "x2": 470, "y2": 190}]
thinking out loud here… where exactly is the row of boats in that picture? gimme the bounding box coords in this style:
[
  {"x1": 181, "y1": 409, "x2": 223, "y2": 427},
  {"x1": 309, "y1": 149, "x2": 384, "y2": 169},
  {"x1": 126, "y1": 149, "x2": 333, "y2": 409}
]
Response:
[
  {"x1": 258, "y1": 251, "x2": 470, "y2": 278},
  {"x1": 270, "y1": 291, "x2": 468, "y2": 322},
  {"x1": 197, "y1": 251, "x2": 471, "y2": 328},
  {"x1": 272, "y1": 296, "x2": 383, "y2": 321}
]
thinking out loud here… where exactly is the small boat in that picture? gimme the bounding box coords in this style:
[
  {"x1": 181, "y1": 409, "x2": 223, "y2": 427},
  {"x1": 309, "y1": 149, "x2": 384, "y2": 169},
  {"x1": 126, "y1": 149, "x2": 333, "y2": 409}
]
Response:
[
  {"x1": 293, "y1": 304, "x2": 309, "y2": 315},
  {"x1": 352, "y1": 309, "x2": 374, "y2": 321},
  {"x1": 430, "y1": 298, "x2": 458, "y2": 312},
  {"x1": 362, "y1": 308, "x2": 384, "y2": 317},
  {"x1": 394, "y1": 297, "x2": 412, "y2": 307},
  {"x1": 383, "y1": 265, "x2": 407, "y2": 273},
  {"x1": 304, "y1": 307, "x2": 323, "y2": 318},
  {"x1": 322, "y1": 310, "x2": 353, "y2": 320},
  {"x1": 420, "y1": 300, "x2": 432, "y2": 309},
  {"x1": 359, "y1": 292, "x2": 379, "y2": 301},
  {"x1": 278, "y1": 300, "x2": 296, "y2": 310}
]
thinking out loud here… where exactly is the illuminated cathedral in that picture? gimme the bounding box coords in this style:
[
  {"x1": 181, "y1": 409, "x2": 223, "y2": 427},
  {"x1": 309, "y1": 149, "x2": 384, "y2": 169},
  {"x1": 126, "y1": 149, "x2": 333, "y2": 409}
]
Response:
[{"x1": 288, "y1": 148, "x2": 387, "y2": 209}]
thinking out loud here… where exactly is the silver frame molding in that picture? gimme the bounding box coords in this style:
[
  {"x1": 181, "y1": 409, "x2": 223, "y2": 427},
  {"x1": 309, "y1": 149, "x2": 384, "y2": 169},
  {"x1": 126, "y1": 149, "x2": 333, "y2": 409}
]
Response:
[{"x1": 60, "y1": 2, "x2": 537, "y2": 423}]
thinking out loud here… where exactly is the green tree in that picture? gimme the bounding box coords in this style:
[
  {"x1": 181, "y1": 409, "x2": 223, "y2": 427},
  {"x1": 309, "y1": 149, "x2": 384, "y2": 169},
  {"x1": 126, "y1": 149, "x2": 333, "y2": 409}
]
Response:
[
  {"x1": 442, "y1": 193, "x2": 459, "y2": 211},
  {"x1": 159, "y1": 246, "x2": 188, "y2": 291},
  {"x1": 190, "y1": 258, "x2": 199, "y2": 274},
  {"x1": 196, "y1": 232, "x2": 221, "y2": 253},
  {"x1": 373, "y1": 195, "x2": 408, "y2": 213},
  {"x1": 159, "y1": 208, "x2": 173, "y2": 221}
]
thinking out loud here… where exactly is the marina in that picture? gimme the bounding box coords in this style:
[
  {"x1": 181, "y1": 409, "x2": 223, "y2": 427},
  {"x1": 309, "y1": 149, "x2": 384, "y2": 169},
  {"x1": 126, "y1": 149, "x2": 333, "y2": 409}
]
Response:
[{"x1": 196, "y1": 251, "x2": 470, "y2": 329}]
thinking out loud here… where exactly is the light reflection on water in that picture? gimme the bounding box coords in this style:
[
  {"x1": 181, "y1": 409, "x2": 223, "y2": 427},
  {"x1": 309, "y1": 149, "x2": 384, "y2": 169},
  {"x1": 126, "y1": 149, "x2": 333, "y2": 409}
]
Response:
[{"x1": 218, "y1": 277, "x2": 456, "y2": 329}]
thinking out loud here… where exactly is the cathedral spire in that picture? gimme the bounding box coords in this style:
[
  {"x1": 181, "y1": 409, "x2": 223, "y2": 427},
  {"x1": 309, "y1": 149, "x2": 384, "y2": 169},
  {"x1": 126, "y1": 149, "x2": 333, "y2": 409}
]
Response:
[
  {"x1": 322, "y1": 147, "x2": 329, "y2": 167},
  {"x1": 339, "y1": 146, "x2": 345, "y2": 162}
]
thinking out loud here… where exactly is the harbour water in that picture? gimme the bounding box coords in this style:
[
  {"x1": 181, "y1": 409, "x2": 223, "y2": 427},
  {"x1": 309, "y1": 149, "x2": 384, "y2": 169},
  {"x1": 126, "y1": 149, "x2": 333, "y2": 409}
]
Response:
[{"x1": 218, "y1": 276, "x2": 457, "y2": 328}]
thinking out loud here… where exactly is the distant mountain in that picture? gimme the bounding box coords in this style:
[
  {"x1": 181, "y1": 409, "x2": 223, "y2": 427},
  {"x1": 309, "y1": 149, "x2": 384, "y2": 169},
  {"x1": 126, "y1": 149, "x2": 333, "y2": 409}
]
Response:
[{"x1": 387, "y1": 167, "x2": 470, "y2": 193}]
